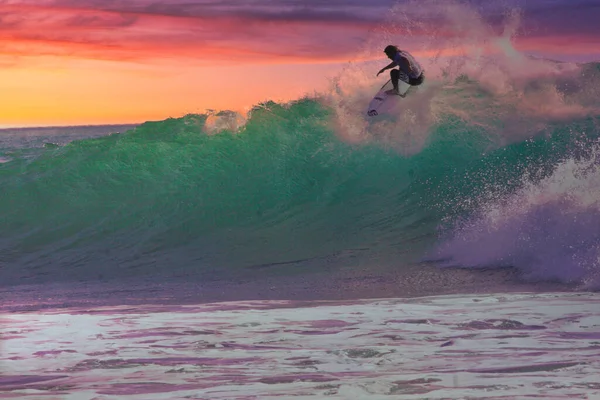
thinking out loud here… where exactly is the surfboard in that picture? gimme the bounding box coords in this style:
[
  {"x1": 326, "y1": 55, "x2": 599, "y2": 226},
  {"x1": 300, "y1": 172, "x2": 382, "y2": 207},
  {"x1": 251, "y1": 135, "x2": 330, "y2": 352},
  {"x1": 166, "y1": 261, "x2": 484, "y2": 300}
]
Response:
[{"x1": 366, "y1": 79, "x2": 410, "y2": 117}]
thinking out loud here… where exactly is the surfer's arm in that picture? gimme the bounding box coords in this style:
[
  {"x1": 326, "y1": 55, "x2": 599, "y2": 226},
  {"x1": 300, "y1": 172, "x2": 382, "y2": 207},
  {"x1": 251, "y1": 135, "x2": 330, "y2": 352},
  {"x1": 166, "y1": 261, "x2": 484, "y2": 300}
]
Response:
[{"x1": 377, "y1": 61, "x2": 397, "y2": 76}]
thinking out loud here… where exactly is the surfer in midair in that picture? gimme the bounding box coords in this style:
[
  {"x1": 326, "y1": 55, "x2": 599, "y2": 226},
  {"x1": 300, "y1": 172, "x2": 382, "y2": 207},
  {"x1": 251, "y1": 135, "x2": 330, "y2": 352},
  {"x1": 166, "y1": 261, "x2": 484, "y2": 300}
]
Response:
[{"x1": 376, "y1": 45, "x2": 424, "y2": 96}]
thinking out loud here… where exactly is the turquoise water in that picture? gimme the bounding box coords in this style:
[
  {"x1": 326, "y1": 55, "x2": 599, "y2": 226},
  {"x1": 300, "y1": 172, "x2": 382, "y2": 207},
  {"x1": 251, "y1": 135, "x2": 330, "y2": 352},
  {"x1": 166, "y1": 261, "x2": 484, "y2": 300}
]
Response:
[{"x1": 1, "y1": 63, "x2": 600, "y2": 289}]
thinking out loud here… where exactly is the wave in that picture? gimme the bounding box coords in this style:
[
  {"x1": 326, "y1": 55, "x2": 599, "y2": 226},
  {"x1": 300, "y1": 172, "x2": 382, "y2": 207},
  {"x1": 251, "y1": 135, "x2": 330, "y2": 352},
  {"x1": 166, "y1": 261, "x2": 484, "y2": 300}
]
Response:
[{"x1": 2, "y1": 33, "x2": 600, "y2": 289}]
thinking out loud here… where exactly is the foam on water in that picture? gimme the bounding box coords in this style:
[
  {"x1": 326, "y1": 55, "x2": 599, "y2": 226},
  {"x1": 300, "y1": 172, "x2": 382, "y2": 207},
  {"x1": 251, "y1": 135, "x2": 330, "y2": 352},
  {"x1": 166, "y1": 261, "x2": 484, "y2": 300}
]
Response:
[{"x1": 3, "y1": 293, "x2": 599, "y2": 399}]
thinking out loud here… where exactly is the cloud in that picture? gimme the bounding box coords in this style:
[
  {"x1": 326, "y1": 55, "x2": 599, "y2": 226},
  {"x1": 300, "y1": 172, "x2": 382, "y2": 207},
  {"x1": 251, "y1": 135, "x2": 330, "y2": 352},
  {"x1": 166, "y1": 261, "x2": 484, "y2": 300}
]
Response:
[
  {"x1": 62, "y1": 13, "x2": 137, "y2": 28},
  {"x1": 0, "y1": 0, "x2": 598, "y2": 65},
  {"x1": 0, "y1": 1, "x2": 390, "y2": 64},
  {"x1": 49, "y1": 0, "x2": 389, "y2": 24}
]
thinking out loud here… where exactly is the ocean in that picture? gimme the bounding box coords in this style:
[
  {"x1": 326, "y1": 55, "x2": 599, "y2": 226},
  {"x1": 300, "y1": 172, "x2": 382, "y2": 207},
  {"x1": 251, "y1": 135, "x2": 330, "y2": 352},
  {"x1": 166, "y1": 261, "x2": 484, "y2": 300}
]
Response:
[{"x1": 2, "y1": 58, "x2": 600, "y2": 399}]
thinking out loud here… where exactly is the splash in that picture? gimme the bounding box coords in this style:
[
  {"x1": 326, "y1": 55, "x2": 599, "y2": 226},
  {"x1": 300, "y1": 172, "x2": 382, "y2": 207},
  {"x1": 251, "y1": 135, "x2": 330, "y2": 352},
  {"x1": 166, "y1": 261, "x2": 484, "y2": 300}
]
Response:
[
  {"x1": 204, "y1": 110, "x2": 247, "y2": 135},
  {"x1": 323, "y1": 0, "x2": 599, "y2": 152},
  {"x1": 432, "y1": 140, "x2": 600, "y2": 289}
]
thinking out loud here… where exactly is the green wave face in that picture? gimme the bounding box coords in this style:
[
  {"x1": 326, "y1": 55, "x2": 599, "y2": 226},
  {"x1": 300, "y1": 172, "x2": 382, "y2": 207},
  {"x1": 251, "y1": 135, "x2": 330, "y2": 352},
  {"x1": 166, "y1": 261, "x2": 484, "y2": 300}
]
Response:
[{"x1": 2, "y1": 66, "x2": 600, "y2": 287}]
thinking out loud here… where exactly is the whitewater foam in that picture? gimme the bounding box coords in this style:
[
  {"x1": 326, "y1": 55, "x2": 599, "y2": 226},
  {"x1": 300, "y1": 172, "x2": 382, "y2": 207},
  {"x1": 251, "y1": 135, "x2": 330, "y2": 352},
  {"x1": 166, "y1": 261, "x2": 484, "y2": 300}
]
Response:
[
  {"x1": 432, "y1": 140, "x2": 600, "y2": 289},
  {"x1": 4, "y1": 293, "x2": 600, "y2": 399}
]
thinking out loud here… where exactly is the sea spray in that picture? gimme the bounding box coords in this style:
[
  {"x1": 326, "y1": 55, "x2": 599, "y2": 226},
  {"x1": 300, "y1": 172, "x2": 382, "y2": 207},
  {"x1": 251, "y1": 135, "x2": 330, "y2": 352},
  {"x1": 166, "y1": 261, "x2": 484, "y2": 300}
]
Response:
[{"x1": 431, "y1": 138, "x2": 600, "y2": 288}]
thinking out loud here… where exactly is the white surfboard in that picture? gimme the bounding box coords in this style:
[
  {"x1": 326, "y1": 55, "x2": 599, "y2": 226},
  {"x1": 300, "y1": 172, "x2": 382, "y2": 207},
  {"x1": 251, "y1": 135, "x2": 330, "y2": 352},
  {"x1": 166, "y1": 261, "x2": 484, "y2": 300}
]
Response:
[{"x1": 366, "y1": 79, "x2": 410, "y2": 117}]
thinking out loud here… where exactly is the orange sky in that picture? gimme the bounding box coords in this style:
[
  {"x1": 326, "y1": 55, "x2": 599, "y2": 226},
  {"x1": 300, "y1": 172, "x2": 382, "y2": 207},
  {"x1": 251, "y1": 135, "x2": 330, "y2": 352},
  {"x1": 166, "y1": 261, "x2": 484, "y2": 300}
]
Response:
[{"x1": 1, "y1": 0, "x2": 599, "y2": 127}]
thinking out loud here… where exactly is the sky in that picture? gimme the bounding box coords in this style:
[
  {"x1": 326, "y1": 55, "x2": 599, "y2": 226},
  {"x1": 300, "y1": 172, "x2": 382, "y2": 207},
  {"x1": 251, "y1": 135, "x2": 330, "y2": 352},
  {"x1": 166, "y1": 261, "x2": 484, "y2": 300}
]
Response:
[{"x1": 1, "y1": 0, "x2": 600, "y2": 127}]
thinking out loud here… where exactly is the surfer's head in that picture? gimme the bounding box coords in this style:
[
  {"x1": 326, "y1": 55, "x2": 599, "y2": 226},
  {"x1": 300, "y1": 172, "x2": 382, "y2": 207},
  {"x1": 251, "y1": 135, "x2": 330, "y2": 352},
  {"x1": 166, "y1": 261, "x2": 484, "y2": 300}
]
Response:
[{"x1": 384, "y1": 45, "x2": 399, "y2": 59}]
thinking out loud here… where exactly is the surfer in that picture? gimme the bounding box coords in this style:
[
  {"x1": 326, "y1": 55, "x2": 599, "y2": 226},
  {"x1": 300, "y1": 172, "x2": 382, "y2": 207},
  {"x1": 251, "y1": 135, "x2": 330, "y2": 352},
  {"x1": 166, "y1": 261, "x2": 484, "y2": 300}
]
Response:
[{"x1": 376, "y1": 45, "x2": 424, "y2": 96}]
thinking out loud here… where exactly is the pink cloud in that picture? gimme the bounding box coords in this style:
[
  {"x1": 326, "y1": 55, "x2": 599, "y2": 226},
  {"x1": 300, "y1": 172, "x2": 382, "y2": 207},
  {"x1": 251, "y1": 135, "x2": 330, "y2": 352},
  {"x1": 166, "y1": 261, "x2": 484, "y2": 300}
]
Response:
[{"x1": 0, "y1": 1, "x2": 599, "y2": 65}]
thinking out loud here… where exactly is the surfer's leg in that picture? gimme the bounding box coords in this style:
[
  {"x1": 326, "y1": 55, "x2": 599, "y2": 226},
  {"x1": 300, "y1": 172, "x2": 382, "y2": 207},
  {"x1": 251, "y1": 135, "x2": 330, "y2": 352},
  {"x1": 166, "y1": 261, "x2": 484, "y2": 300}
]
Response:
[
  {"x1": 395, "y1": 70, "x2": 410, "y2": 85},
  {"x1": 390, "y1": 69, "x2": 410, "y2": 94},
  {"x1": 390, "y1": 69, "x2": 401, "y2": 91},
  {"x1": 387, "y1": 69, "x2": 412, "y2": 96}
]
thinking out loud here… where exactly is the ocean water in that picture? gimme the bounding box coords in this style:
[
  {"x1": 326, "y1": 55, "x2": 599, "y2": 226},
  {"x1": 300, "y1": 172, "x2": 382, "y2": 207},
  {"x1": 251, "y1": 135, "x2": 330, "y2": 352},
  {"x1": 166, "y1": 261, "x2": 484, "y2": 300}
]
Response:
[
  {"x1": 2, "y1": 61, "x2": 600, "y2": 302},
  {"x1": 3, "y1": 13, "x2": 600, "y2": 400}
]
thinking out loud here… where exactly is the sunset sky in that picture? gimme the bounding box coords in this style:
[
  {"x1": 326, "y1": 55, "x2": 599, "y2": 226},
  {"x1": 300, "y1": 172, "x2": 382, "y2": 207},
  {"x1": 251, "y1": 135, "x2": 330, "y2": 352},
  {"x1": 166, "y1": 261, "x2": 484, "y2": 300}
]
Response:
[{"x1": 1, "y1": 0, "x2": 600, "y2": 127}]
